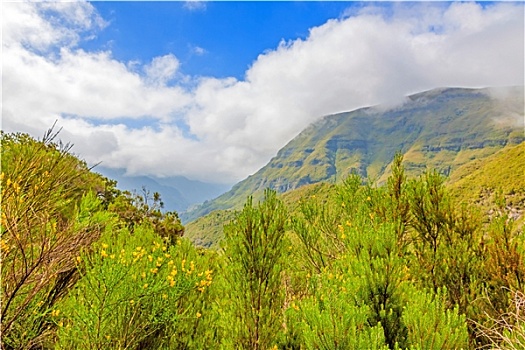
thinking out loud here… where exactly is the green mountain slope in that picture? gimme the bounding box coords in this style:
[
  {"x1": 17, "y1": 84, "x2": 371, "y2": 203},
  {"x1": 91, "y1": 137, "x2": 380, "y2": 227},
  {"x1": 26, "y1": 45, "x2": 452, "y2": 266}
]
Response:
[
  {"x1": 182, "y1": 86, "x2": 524, "y2": 223},
  {"x1": 448, "y1": 141, "x2": 525, "y2": 222},
  {"x1": 185, "y1": 142, "x2": 525, "y2": 249},
  {"x1": 184, "y1": 182, "x2": 336, "y2": 248}
]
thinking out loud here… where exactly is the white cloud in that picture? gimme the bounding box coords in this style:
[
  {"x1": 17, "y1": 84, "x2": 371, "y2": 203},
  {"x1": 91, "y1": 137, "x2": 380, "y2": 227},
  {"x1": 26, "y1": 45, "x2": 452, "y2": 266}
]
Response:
[
  {"x1": 2, "y1": 1, "x2": 106, "y2": 51},
  {"x1": 2, "y1": 2, "x2": 523, "y2": 184},
  {"x1": 192, "y1": 46, "x2": 207, "y2": 56},
  {"x1": 144, "y1": 54, "x2": 180, "y2": 87},
  {"x1": 183, "y1": 1, "x2": 207, "y2": 12}
]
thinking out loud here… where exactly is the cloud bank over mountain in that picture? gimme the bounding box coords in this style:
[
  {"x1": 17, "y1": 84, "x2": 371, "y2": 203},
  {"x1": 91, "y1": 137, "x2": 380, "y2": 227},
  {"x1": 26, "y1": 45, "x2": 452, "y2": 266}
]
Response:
[{"x1": 2, "y1": 2, "x2": 523, "y2": 183}]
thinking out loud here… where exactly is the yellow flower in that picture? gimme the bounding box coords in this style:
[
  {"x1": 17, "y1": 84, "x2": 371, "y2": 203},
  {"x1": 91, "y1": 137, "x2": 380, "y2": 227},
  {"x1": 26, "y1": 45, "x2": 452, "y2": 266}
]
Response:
[
  {"x1": 150, "y1": 268, "x2": 158, "y2": 274},
  {"x1": 0, "y1": 239, "x2": 10, "y2": 253},
  {"x1": 196, "y1": 312, "x2": 202, "y2": 318},
  {"x1": 101, "y1": 243, "x2": 109, "y2": 249},
  {"x1": 76, "y1": 256, "x2": 82, "y2": 263},
  {"x1": 101, "y1": 250, "x2": 108, "y2": 258},
  {"x1": 162, "y1": 293, "x2": 168, "y2": 299},
  {"x1": 51, "y1": 309, "x2": 60, "y2": 317},
  {"x1": 130, "y1": 300, "x2": 135, "y2": 305},
  {"x1": 143, "y1": 283, "x2": 148, "y2": 289}
]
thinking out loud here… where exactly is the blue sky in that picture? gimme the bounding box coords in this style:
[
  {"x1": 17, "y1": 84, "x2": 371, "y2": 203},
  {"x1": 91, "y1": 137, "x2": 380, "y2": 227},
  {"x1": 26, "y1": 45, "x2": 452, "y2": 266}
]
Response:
[
  {"x1": 2, "y1": 1, "x2": 524, "y2": 184},
  {"x1": 86, "y1": 2, "x2": 358, "y2": 79}
]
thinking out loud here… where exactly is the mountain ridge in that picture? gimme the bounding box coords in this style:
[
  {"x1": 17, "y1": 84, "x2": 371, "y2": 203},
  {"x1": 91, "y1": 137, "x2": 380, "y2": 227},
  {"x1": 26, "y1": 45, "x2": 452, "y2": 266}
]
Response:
[
  {"x1": 181, "y1": 86, "x2": 524, "y2": 223},
  {"x1": 95, "y1": 167, "x2": 231, "y2": 213}
]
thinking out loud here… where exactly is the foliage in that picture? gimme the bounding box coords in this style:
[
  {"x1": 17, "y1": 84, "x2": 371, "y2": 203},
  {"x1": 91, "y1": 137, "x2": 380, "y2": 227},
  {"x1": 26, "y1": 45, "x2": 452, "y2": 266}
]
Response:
[
  {"x1": 184, "y1": 209, "x2": 237, "y2": 249},
  {"x1": 222, "y1": 189, "x2": 287, "y2": 350},
  {"x1": 54, "y1": 227, "x2": 213, "y2": 349},
  {"x1": 2, "y1": 130, "x2": 524, "y2": 349},
  {"x1": 184, "y1": 183, "x2": 335, "y2": 250},
  {"x1": 402, "y1": 287, "x2": 469, "y2": 349},
  {"x1": 107, "y1": 186, "x2": 184, "y2": 244},
  {"x1": 448, "y1": 142, "x2": 525, "y2": 209},
  {"x1": 0, "y1": 131, "x2": 108, "y2": 349},
  {"x1": 0, "y1": 131, "x2": 197, "y2": 349},
  {"x1": 448, "y1": 142, "x2": 525, "y2": 235}
]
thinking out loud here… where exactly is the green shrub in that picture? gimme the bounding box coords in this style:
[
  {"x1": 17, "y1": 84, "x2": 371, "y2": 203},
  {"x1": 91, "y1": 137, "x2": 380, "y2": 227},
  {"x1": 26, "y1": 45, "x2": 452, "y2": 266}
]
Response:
[
  {"x1": 55, "y1": 226, "x2": 212, "y2": 349},
  {"x1": 402, "y1": 287, "x2": 469, "y2": 350}
]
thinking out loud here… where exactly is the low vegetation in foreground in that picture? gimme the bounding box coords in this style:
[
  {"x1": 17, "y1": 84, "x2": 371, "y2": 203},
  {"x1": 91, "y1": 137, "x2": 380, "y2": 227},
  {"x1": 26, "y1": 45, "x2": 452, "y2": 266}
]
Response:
[{"x1": 1, "y1": 131, "x2": 524, "y2": 349}]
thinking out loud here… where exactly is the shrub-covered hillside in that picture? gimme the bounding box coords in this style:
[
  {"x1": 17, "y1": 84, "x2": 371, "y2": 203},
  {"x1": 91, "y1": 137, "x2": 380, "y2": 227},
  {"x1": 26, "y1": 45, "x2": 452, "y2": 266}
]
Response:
[
  {"x1": 1, "y1": 132, "x2": 524, "y2": 349},
  {"x1": 182, "y1": 87, "x2": 524, "y2": 223},
  {"x1": 448, "y1": 142, "x2": 525, "y2": 218}
]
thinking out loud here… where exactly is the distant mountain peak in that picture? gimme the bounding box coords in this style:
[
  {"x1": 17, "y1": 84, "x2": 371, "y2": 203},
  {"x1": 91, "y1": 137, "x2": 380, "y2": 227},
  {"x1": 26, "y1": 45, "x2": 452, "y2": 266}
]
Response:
[{"x1": 182, "y1": 86, "x2": 524, "y2": 223}]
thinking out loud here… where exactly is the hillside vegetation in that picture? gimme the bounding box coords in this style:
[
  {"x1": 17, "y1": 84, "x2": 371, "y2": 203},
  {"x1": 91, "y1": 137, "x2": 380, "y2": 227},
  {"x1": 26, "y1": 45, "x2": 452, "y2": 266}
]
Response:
[
  {"x1": 2, "y1": 131, "x2": 524, "y2": 349},
  {"x1": 185, "y1": 182, "x2": 335, "y2": 249},
  {"x1": 182, "y1": 86, "x2": 524, "y2": 223},
  {"x1": 448, "y1": 142, "x2": 525, "y2": 214},
  {"x1": 186, "y1": 142, "x2": 525, "y2": 250}
]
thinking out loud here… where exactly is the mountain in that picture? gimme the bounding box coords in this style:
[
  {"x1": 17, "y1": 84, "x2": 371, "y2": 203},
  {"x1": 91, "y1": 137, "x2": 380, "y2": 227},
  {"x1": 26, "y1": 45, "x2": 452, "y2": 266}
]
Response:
[
  {"x1": 185, "y1": 142, "x2": 525, "y2": 249},
  {"x1": 447, "y1": 141, "x2": 525, "y2": 223},
  {"x1": 184, "y1": 182, "x2": 335, "y2": 248},
  {"x1": 94, "y1": 167, "x2": 231, "y2": 213},
  {"x1": 182, "y1": 86, "x2": 524, "y2": 223}
]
